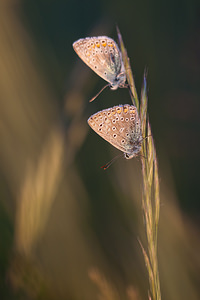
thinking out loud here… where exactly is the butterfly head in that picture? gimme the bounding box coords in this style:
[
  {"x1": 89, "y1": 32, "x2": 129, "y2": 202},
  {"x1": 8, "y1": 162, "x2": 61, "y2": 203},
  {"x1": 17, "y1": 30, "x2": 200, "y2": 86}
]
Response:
[
  {"x1": 110, "y1": 72, "x2": 126, "y2": 90},
  {"x1": 124, "y1": 136, "x2": 143, "y2": 160}
]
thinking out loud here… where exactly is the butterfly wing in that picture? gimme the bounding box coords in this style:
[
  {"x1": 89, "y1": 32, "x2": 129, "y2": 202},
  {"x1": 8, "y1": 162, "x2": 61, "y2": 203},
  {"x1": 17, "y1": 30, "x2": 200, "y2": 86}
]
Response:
[
  {"x1": 73, "y1": 36, "x2": 125, "y2": 87},
  {"x1": 87, "y1": 105, "x2": 142, "y2": 155}
]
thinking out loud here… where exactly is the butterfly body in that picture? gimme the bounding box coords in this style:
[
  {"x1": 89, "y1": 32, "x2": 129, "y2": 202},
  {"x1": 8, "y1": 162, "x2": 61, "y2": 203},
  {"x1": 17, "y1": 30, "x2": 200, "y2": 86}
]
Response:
[
  {"x1": 73, "y1": 36, "x2": 126, "y2": 90},
  {"x1": 87, "y1": 104, "x2": 142, "y2": 159}
]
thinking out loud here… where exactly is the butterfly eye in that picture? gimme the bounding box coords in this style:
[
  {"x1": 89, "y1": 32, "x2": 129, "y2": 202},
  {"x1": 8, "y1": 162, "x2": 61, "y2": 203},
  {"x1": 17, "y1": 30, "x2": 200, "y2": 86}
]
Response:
[
  {"x1": 121, "y1": 117, "x2": 124, "y2": 121},
  {"x1": 112, "y1": 127, "x2": 116, "y2": 131},
  {"x1": 113, "y1": 134, "x2": 117, "y2": 138},
  {"x1": 130, "y1": 117, "x2": 135, "y2": 121},
  {"x1": 125, "y1": 118, "x2": 129, "y2": 122},
  {"x1": 121, "y1": 139, "x2": 125, "y2": 144}
]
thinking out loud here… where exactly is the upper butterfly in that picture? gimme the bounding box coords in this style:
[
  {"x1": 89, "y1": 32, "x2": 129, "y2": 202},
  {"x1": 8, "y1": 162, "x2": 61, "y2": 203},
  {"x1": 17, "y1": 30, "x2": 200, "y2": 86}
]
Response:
[{"x1": 73, "y1": 36, "x2": 126, "y2": 97}]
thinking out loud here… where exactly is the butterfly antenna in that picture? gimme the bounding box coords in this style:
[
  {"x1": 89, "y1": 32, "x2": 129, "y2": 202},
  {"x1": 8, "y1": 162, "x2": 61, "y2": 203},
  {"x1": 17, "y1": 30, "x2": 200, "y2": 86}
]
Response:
[
  {"x1": 89, "y1": 83, "x2": 110, "y2": 102},
  {"x1": 101, "y1": 154, "x2": 123, "y2": 170},
  {"x1": 142, "y1": 134, "x2": 152, "y2": 140}
]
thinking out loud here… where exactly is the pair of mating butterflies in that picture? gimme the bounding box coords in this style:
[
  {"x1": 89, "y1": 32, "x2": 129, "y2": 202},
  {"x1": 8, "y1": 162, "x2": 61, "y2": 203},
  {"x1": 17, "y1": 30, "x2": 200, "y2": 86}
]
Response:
[{"x1": 73, "y1": 36, "x2": 142, "y2": 166}]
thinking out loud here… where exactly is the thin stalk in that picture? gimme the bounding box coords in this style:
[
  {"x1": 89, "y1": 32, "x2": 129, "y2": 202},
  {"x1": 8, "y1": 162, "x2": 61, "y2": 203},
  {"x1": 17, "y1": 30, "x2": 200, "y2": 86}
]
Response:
[{"x1": 117, "y1": 28, "x2": 161, "y2": 300}]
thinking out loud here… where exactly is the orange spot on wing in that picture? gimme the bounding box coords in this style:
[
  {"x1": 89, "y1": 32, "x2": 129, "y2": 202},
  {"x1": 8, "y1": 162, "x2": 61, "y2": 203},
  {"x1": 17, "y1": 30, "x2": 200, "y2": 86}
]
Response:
[
  {"x1": 123, "y1": 107, "x2": 128, "y2": 113},
  {"x1": 130, "y1": 109, "x2": 136, "y2": 114}
]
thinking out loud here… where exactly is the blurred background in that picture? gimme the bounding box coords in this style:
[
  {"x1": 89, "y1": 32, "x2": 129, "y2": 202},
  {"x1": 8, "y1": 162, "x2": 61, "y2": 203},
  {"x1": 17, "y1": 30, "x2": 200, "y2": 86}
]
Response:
[{"x1": 0, "y1": 0, "x2": 200, "y2": 299}]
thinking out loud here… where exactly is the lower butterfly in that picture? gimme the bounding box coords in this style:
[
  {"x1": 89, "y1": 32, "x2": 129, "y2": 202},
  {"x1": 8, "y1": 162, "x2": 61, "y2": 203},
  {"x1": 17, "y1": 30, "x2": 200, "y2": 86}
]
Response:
[{"x1": 87, "y1": 104, "x2": 142, "y2": 168}]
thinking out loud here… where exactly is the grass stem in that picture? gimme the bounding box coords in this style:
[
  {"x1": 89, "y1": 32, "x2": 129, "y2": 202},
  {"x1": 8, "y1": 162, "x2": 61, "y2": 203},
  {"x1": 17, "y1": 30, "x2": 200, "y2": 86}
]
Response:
[{"x1": 117, "y1": 27, "x2": 161, "y2": 300}]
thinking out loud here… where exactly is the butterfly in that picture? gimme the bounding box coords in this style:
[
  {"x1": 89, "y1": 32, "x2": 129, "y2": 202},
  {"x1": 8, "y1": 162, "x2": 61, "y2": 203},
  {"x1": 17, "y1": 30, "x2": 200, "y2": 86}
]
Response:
[
  {"x1": 87, "y1": 104, "x2": 142, "y2": 168},
  {"x1": 73, "y1": 36, "x2": 127, "y2": 101}
]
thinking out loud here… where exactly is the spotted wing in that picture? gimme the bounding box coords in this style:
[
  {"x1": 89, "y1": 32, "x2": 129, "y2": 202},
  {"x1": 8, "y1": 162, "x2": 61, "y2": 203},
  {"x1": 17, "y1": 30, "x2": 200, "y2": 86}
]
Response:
[
  {"x1": 87, "y1": 104, "x2": 142, "y2": 155},
  {"x1": 73, "y1": 36, "x2": 124, "y2": 86}
]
